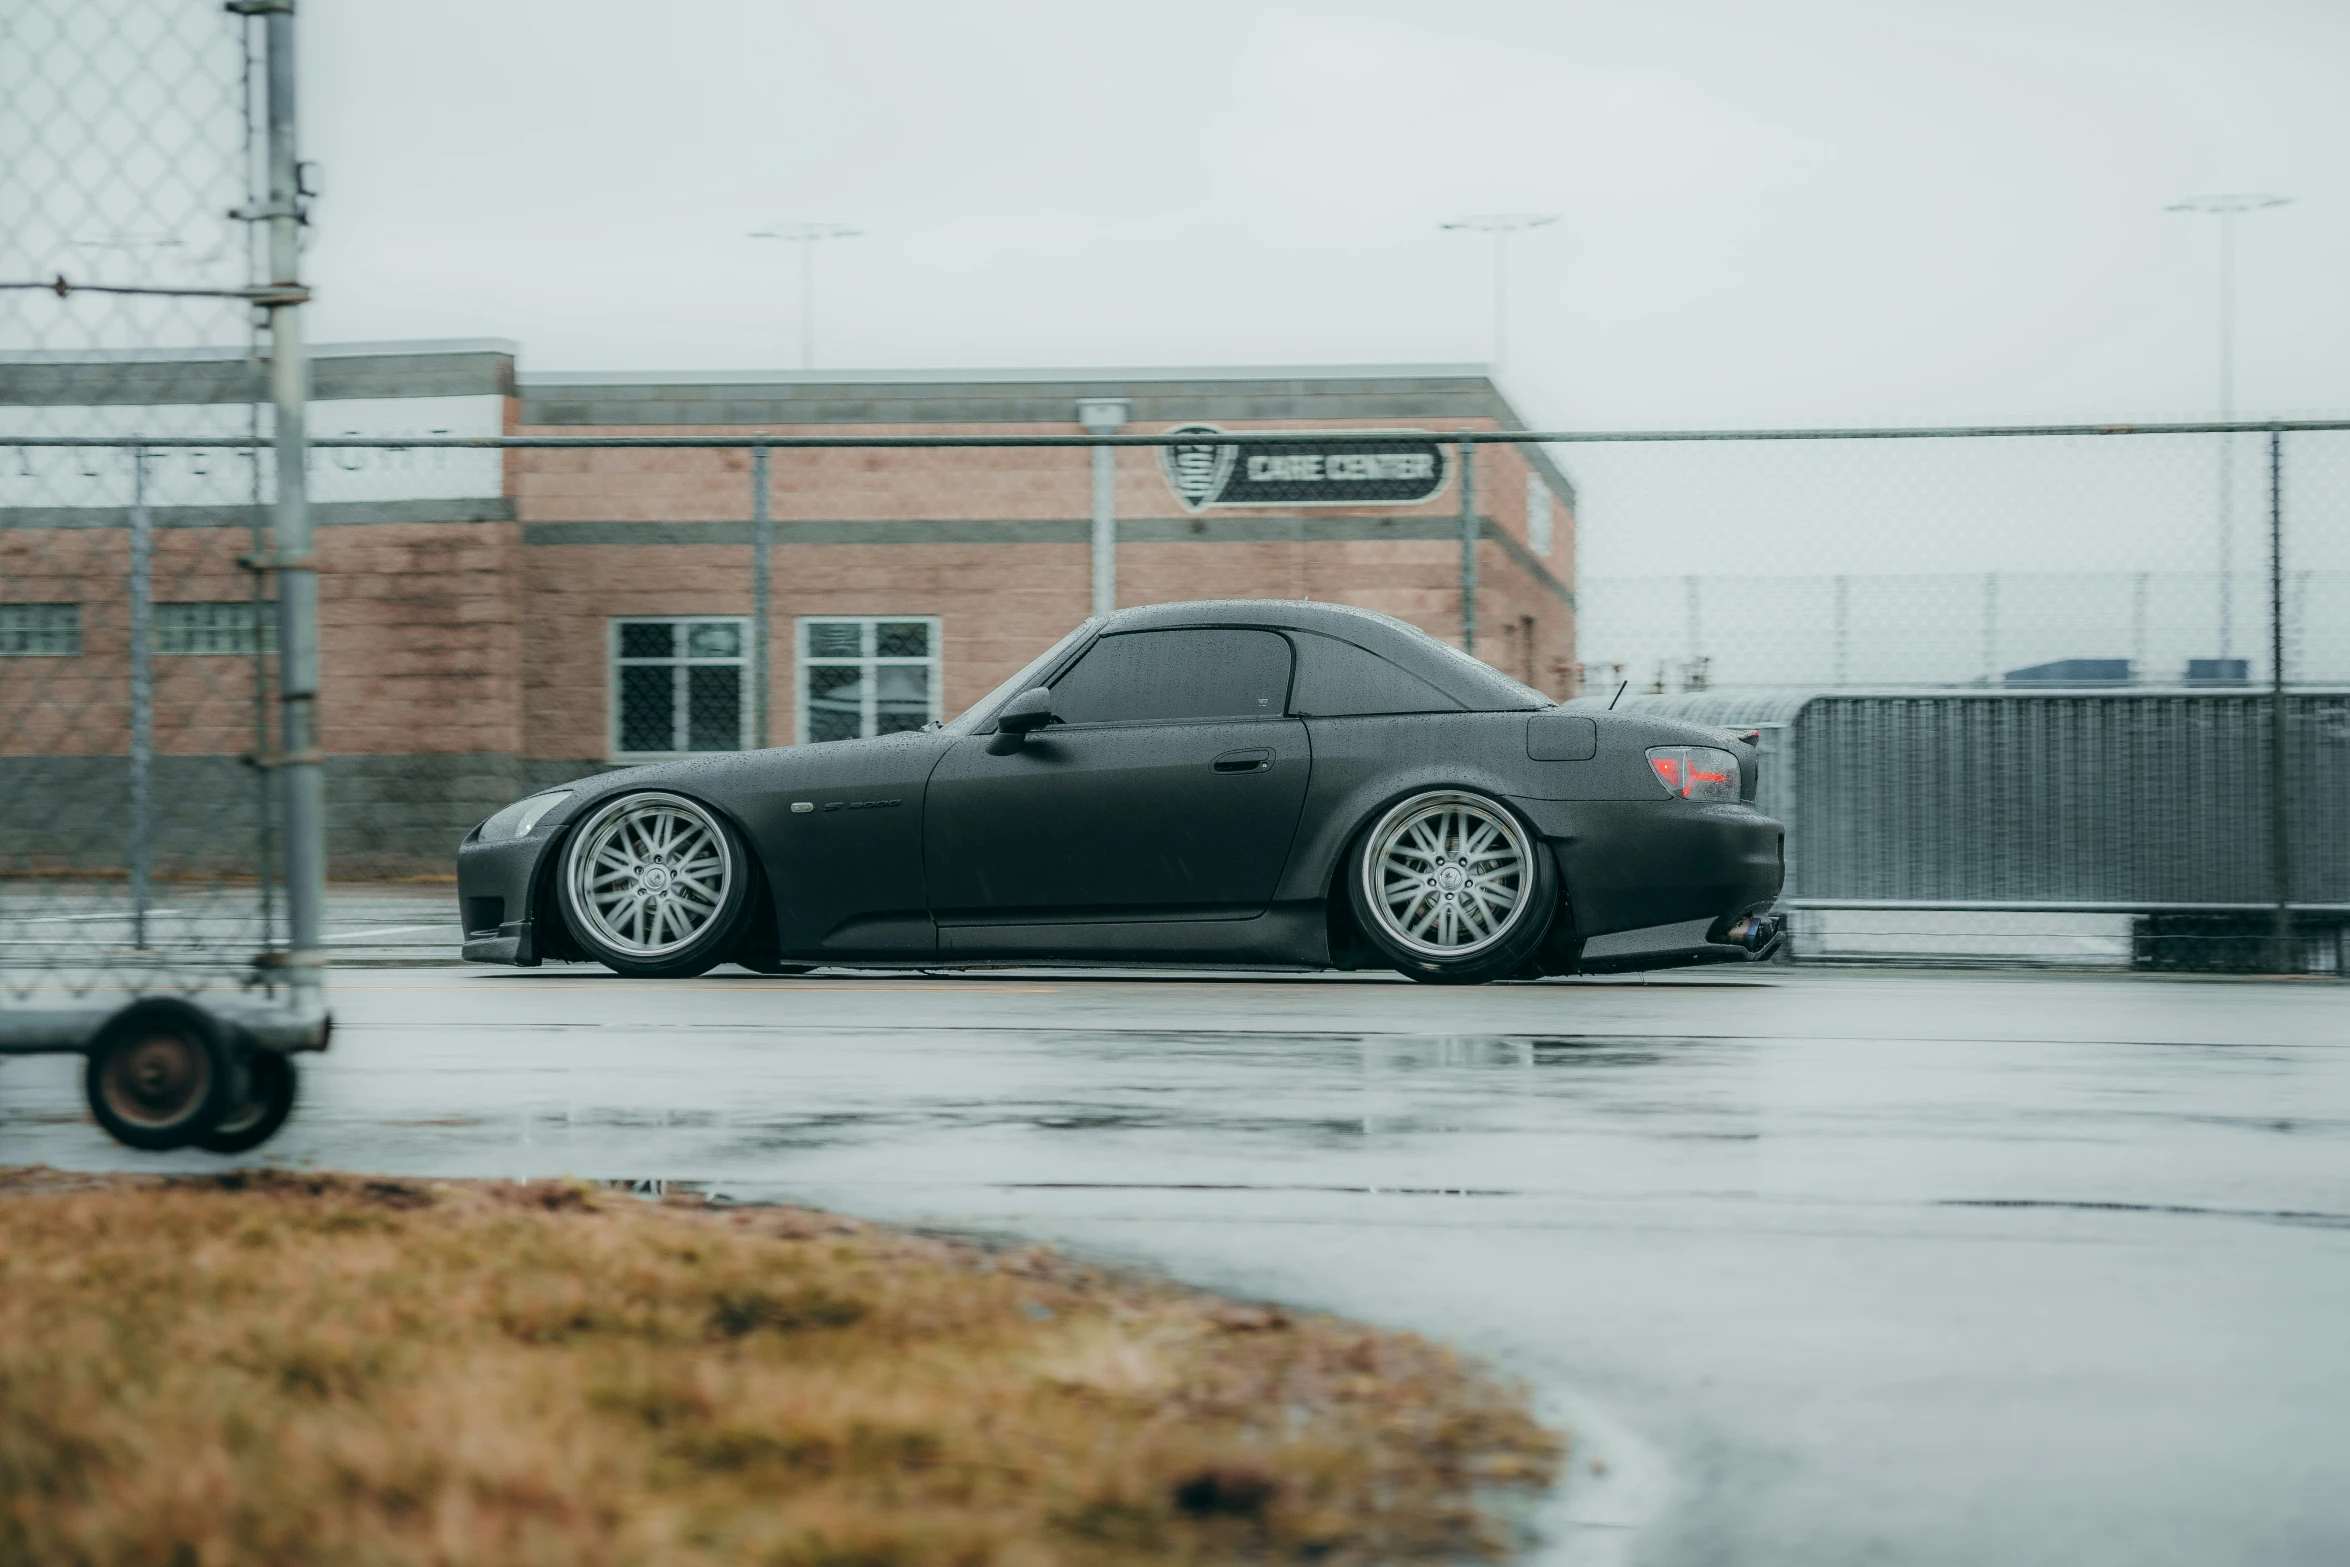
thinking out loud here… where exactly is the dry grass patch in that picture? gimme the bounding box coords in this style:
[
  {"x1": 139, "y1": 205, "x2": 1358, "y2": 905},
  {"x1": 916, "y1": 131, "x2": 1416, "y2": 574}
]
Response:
[{"x1": 0, "y1": 1169, "x2": 1561, "y2": 1566}]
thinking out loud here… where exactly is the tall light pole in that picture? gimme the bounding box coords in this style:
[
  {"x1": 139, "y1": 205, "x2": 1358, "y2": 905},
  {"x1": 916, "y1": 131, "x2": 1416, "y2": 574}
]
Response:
[
  {"x1": 1441, "y1": 213, "x2": 1556, "y2": 376},
  {"x1": 748, "y1": 223, "x2": 863, "y2": 370},
  {"x1": 2167, "y1": 193, "x2": 2291, "y2": 663}
]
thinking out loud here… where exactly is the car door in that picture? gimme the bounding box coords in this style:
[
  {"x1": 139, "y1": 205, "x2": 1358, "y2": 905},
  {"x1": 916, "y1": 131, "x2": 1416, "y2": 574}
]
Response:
[{"x1": 924, "y1": 627, "x2": 1311, "y2": 932}]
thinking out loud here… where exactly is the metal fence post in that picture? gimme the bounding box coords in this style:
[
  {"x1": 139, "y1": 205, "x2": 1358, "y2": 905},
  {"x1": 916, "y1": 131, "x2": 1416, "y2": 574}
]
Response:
[
  {"x1": 1090, "y1": 442, "x2": 1117, "y2": 617},
  {"x1": 1833, "y1": 573, "x2": 1849, "y2": 687},
  {"x1": 1981, "y1": 572, "x2": 1998, "y2": 683},
  {"x1": 752, "y1": 439, "x2": 770, "y2": 748},
  {"x1": 258, "y1": 3, "x2": 323, "y2": 1005},
  {"x1": 127, "y1": 448, "x2": 152, "y2": 951},
  {"x1": 1078, "y1": 399, "x2": 1126, "y2": 617},
  {"x1": 1458, "y1": 435, "x2": 1477, "y2": 655},
  {"x1": 2267, "y1": 424, "x2": 2291, "y2": 972}
]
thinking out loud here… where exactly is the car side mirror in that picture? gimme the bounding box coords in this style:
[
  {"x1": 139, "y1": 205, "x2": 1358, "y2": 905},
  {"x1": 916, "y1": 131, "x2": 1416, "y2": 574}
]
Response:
[{"x1": 995, "y1": 686, "x2": 1057, "y2": 736}]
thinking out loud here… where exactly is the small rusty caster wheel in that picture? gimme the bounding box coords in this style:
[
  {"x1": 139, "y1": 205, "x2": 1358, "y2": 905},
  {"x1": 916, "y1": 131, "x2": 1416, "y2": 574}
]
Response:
[
  {"x1": 84, "y1": 998, "x2": 233, "y2": 1151},
  {"x1": 198, "y1": 1049, "x2": 299, "y2": 1155}
]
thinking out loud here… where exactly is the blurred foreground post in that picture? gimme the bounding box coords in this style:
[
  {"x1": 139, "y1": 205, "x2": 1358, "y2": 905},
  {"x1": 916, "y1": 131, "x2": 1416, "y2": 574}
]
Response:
[
  {"x1": 127, "y1": 449, "x2": 152, "y2": 951},
  {"x1": 253, "y1": 1, "x2": 323, "y2": 1002}
]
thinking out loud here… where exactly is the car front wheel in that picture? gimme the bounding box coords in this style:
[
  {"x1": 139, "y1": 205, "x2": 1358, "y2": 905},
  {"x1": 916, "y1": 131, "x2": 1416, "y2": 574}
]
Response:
[
  {"x1": 1348, "y1": 789, "x2": 1557, "y2": 984},
  {"x1": 558, "y1": 791, "x2": 753, "y2": 977}
]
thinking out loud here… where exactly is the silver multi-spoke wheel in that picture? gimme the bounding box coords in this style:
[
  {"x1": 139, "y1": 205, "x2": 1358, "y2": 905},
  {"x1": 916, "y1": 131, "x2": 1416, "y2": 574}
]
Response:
[
  {"x1": 567, "y1": 793, "x2": 735, "y2": 959},
  {"x1": 1360, "y1": 792, "x2": 1533, "y2": 960}
]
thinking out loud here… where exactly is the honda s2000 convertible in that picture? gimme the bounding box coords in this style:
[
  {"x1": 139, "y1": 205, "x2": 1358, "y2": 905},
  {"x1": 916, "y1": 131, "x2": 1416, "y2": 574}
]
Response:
[{"x1": 458, "y1": 601, "x2": 1784, "y2": 984}]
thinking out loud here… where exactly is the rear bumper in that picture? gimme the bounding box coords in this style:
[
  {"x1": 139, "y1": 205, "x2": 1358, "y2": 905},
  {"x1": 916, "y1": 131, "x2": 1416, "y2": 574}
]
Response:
[{"x1": 1508, "y1": 797, "x2": 1785, "y2": 938}]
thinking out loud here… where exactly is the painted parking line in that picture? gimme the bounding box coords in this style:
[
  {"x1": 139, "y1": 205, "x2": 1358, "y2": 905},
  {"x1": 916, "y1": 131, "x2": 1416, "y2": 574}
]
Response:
[
  {"x1": 322, "y1": 925, "x2": 460, "y2": 942},
  {"x1": 325, "y1": 981, "x2": 1061, "y2": 994}
]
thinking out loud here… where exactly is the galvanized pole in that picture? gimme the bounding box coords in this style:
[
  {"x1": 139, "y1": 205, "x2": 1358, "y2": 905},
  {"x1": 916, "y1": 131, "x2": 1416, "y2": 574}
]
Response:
[
  {"x1": 751, "y1": 440, "x2": 771, "y2": 747},
  {"x1": 2217, "y1": 213, "x2": 2235, "y2": 663},
  {"x1": 1832, "y1": 574, "x2": 1849, "y2": 687},
  {"x1": 127, "y1": 448, "x2": 152, "y2": 950},
  {"x1": 2267, "y1": 425, "x2": 2291, "y2": 972},
  {"x1": 1981, "y1": 573, "x2": 1999, "y2": 683},
  {"x1": 1090, "y1": 442, "x2": 1117, "y2": 617},
  {"x1": 1457, "y1": 434, "x2": 1475, "y2": 657},
  {"x1": 257, "y1": 1, "x2": 323, "y2": 1004},
  {"x1": 1078, "y1": 400, "x2": 1126, "y2": 617}
]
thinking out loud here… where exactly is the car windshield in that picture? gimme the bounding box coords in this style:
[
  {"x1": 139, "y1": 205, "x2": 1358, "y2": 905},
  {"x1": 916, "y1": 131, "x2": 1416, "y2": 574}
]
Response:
[{"x1": 940, "y1": 617, "x2": 1103, "y2": 735}]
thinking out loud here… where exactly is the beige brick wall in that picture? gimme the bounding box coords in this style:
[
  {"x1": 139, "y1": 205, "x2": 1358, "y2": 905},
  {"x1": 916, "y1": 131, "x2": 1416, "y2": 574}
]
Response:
[
  {"x1": 316, "y1": 521, "x2": 524, "y2": 757},
  {"x1": 502, "y1": 412, "x2": 1579, "y2": 758}
]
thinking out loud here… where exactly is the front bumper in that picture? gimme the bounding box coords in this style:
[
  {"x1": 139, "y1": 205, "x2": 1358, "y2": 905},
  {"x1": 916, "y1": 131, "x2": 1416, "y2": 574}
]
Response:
[{"x1": 455, "y1": 826, "x2": 555, "y2": 966}]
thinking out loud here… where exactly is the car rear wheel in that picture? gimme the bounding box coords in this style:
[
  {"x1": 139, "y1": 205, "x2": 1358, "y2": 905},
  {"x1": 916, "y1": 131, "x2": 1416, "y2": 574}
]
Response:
[
  {"x1": 1348, "y1": 789, "x2": 1557, "y2": 984},
  {"x1": 558, "y1": 791, "x2": 753, "y2": 977}
]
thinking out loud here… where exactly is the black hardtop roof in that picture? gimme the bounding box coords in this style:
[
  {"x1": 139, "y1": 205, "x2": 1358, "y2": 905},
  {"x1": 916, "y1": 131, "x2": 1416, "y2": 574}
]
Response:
[{"x1": 1101, "y1": 599, "x2": 1549, "y2": 712}]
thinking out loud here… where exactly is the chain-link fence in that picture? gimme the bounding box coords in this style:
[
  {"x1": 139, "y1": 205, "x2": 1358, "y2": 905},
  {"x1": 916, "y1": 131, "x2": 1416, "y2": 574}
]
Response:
[
  {"x1": 1570, "y1": 427, "x2": 2350, "y2": 694},
  {"x1": 2, "y1": 0, "x2": 326, "y2": 1149},
  {"x1": 7, "y1": 1, "x2": 2344, "y2": 1031},
  {"x1": 1557, "y1": 424, "x2": 2350, "y2": 972}
]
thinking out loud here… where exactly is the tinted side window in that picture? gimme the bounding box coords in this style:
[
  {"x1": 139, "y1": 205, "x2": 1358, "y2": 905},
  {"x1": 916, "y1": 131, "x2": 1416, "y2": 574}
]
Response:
[
  {"x1": 1048, "y1": 628, "x2": 1293, "y2": 725},
  {"x1": 1288, "y1": 633, "x2": 1464, "y2": 716}
]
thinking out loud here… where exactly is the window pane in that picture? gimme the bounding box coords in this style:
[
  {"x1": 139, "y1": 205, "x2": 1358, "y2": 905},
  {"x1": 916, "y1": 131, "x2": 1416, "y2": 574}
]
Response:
[
  {"x1": 686, "y1": 622, "x2": 741, "y2": 659},
  {"x1": 1048, "y1": 629, "x2": 1292, "y2": 725},
  {"x1": 619, "y1": 665, "x2": 674, "y2": 752},
  {"x1": 686, "y1": 665, "x2": 742, "y2": 750},
  {"x1": 0, "y1": 603, "x2": 79, "y2": 656},
  {"x1": 805, "y1": 665, "x2": 864, "y2": 743},
  {"x1": 619, "y1": 622, "x2": 673, "y2": 659},
  {"x1": 1287, "y1": 633, "x2": 1463, "y2": 717},
  {"x1": 875, "y1": 620, "x2": 929, "y2": 658},
  {"x1": 806, "y1": 621, "x2": 863, "y2": 659},
  {"x1": 874, "y1": 664, "x2": 930, "y2": 733},
  {"x1": 155, "y1": 601, "x2": 271, "y2": 655}
]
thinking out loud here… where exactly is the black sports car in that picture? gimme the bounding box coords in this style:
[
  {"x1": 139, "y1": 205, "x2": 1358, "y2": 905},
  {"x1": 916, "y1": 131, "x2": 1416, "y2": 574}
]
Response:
[{"x1": 457, "y1": 601, "x2": 1785, "y2": 984}]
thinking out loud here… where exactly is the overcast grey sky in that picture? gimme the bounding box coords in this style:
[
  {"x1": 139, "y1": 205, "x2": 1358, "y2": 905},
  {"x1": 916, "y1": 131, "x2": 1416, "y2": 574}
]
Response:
[{"x1": 302, "y1": 0, "x2": 2347, "y2": 434}]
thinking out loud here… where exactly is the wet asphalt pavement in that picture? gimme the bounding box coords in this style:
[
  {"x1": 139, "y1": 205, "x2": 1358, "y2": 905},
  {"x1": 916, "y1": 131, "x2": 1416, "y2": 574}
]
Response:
[{"x1": 3, "y1": 952, "x2": 2346, "y2": 1567}]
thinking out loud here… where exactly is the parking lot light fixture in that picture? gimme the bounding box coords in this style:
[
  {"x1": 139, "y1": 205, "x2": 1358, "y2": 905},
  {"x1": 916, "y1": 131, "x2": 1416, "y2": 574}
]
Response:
[
  {"x1": 1440, "y1": 213, "x2": 1558, "y2": 377},
  {"x1": 747, "y1": 223, "x2": 864, "y2": 370},
  {"x1": 2165, "y1": 193, "x2": 2291, "y2": 661}
]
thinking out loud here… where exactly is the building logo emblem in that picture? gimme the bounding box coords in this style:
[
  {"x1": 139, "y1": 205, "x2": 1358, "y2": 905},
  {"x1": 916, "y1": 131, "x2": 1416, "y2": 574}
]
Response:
[
  {"x1": 1158, "y1": 425, "x2": 1239, "y2": 513},
  {"x1": 1155, "y1": 424, "x2": 1450, "y2": 511}
]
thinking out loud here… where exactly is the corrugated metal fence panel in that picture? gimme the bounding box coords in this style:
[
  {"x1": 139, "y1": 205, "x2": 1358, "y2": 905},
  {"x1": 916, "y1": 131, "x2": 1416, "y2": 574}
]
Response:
[{"x1": 1791, "y1": 692, "x2": 2350, "y2": 902}]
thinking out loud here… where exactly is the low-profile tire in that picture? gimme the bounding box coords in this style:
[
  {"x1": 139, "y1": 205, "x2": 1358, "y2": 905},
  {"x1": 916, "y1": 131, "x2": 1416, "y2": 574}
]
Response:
[
  {"x1": 1347, "y1": 789, "x2": 1558, "y2": 985},
  {"x1": 558, "y1": 791, "x2": 754, "y2": 978},
  {"x1": 85, "y1": 998, "x2": 235, "y2": 1151},
  {"x1": 196, "y1": 1050, "x2": 299, "y2": 1154}
]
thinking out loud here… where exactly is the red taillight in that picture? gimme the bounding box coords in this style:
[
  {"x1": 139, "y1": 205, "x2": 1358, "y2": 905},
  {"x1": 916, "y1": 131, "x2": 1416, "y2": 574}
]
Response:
[{"x1": 1645, "y1": 745, "x2": 1740, "y2": 802}]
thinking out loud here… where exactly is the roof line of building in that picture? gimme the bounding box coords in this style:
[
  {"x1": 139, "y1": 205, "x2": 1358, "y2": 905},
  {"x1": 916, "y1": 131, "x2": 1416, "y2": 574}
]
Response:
[
  {"x1": 517, "y1": 364, "x2": 1493, "y2": 388},
  {"x1": 0, "y1": 338, "x2": 523, "y2": 364}
]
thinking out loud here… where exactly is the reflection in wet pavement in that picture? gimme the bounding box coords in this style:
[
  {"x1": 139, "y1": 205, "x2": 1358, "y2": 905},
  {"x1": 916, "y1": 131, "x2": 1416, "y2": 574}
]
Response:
[{"x1": 4, "y1": 966, "x2": 2348, "y2": 1567}]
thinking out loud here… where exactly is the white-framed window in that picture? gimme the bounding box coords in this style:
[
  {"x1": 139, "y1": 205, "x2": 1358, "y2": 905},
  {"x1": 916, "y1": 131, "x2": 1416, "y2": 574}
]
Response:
[
  {"x1": 0, "y1": 603, "x2": 79, "y2": 656},
  {"x1": 1526, "y1": 474, "x2": 1555, "y2": 557},
  {"x1": 611, "y1": 616, "x2": 749, "y2": 757},
  {"x1": 157, "y1": 601, "x2": 275, "y2": 656},
  {"x1": 797, "y1": 616, "x2": 941, "y2": 743}
]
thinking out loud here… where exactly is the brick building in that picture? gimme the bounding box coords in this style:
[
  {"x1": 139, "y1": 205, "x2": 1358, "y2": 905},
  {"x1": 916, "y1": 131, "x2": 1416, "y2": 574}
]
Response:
[{"x1": 3, "y1": 341, "x2": 1577, "y2": 874}]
